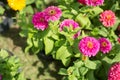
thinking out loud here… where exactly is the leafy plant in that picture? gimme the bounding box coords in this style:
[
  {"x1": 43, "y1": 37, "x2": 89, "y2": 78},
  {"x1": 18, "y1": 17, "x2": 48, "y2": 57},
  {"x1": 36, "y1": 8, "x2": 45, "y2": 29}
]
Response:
[
  {"x1": 4, "y1": 0, "x2": 120, "y2": 80},
  {"x1": 0, "y1": 49, "x2": 26, "y2": 80}
]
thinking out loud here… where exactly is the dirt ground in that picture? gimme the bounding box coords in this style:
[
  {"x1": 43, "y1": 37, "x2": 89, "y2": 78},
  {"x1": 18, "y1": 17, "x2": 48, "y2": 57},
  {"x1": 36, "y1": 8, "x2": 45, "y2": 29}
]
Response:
[{"x1": 0, "y1": 26, "x2": 63, "y2": 80}]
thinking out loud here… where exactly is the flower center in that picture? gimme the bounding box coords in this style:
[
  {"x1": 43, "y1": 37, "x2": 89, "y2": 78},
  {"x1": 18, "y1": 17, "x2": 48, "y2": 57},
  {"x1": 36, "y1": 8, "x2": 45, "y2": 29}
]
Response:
[
  {"x1": 49, "y1": 10, "x2": 56, "y2": 16},
  {"x1": 40, "y1": 18, "x2": 44, "y2": 22},
  {"x1": 102, "y1": 42, "x2": 107, "y2": 47},
  {"x1": 87, "y1": 41, "x2": 93, "y2": 49},
  {"x1": 106, "y1": 15, "x2": 112, "y2": 20}
]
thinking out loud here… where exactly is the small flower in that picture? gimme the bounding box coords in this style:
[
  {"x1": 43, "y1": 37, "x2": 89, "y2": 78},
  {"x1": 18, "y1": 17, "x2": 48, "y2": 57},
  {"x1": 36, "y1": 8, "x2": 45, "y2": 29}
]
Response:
[
  {"x1": 98, "y1": 38, "x2": 112, "y2": 54},
  {"x1": 86, "y1": 0, "x2": 104, "y2": 6},
  {"x1": 73, "y1": 31, "x2": 81, "y2": 39},
  {"x1": 78, "y1": 37, "x2": 100, "y2": 57},
  {"x1": 32, "y1": 12, "x2": 48, "y2": 31},
  {"x1": 44, "y1": 6, "x2": 62, "y2": 21},
  {"x1": 7, "y1": 0, "x2": 26, "y2": 11},
  {"x1": 99, "y1": 10, "x2": 116, "y2": 27},
  {"x1": 108, "y1": 62, "x2": 120, "y2": 80},
  {"x1": 78, "y1": 0, "x2": 104, "y2": 6},
  {"x1": 60, "y1": 19, "x2": 79, "y2": 31}
]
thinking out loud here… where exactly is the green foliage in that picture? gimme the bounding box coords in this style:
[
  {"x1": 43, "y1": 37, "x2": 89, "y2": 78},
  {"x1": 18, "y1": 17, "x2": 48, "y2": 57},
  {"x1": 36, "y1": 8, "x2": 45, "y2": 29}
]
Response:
[
  {"x1": 17, "y1": 0, "x2": 120, "y2": 80},
  {"x1": 44, "y1": 37, "x2": 54, "y2": 55},
  {"x1": 0, "y1": 49, "x2": 26, "y2": 80}
]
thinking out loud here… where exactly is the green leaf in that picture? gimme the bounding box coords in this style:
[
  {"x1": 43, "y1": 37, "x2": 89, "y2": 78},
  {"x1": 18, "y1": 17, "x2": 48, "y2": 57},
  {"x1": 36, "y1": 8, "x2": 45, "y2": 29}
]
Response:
[
  {"x1": 75, "y1": 14, "x2": 91, "y2": 29},
  {"x1": 112, "y1": 45, "x2": 120, "y2": 63},
  {"x1": 85, "y1": 59, "x2": 101, "y2": 69},
  {"x1": 74, "y1": 60, "x2": 84, "y2": 68},
  {"x1": 62, "y1": 58, "x2": 71, "y2": 66},
  {"x1": 72, "y1": 40, "x2": 81, "y2": 57},
  {"x1": 55, "y1": 39, "x2": 66, "y2": 47},
  {"x1": 25, "y1": 38, "x2": 33, "y2": 53},
  {"x1": 68, "y1": 75, "x2": 78, "y2": 80},
  {"x1": 73, "y1": 68, "x2": 80, "y2": 77},
  {"x1": 91, "y1": 7, "x2": 103, "y2": 18},
  {"x1": 98, "y1": 27, "x2": 108, "y2": 37},
  {"x1": 56, "y1": 46, "x2": 73, "y2": 59},
  {"x1": 79, "y1": 67, "x2": 88, "y2": 76},
  {"x1": 58, "y1": 68, "x2": 68, "y2": 75},
  {"x1": 62, "y1": 10, "x2": 74, "y2": 19},
  {"x1": 0, "y1": 6, "x2": 5, "y2": 15},
  {"x1": 35, "y1": 0, "x2": 45, "y2": 11},
  {"x1": 26, "y1": 0, "x2": 35, "y2": 5},
  {"x1": 23, "y1": 5, "x2": 34, "y2": 14},
  {"x1": 86, "y1": 71, "x2": 96, "y2": 80},
  {"x1": 44, "y1": 37, "x2": 54, "y2": 55},
  {"x1": 109, "y1": 44, "x2": 120, "y2": 57},
  {"x1": 51, "y1": 34, "x2": 59, "y2": 40}
]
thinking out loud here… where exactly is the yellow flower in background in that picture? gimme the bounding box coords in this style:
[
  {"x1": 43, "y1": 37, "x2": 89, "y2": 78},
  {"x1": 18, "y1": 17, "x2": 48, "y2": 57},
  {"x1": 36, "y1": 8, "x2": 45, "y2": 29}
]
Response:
[{"x1": 7, "y1": 0, "x2": 26, "y2": 11}]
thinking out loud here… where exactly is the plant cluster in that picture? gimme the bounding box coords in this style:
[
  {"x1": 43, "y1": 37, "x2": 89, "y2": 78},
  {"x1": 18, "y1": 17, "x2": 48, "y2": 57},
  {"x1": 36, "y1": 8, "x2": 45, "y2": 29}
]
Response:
[{"x1": 1, "y1": 0, "x2": 120, "y2": 80}]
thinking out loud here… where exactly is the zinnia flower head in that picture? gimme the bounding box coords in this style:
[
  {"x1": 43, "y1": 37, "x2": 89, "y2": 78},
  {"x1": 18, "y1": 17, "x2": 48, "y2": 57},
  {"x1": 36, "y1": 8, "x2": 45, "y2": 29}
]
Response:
[
  {"x1": 108, "y1": 62, "x2": 120, "y2": 80},
  {"x1": 60, "y1": 19, "x2": 79, "y2": 31},
  {"x1": 44, "y1": 6, "x2": 62, "y2": 21},
  {"x1": 86, "y1": 0, "x2": 104, "y2": 6},
  {"x1": 78, "y1": 0, "x2": 104, "y2": 6},
  {"x1": 32, "y1": 12, "x2": 48, "y2": 31},
  {"x1": 99, "y1": 10, "x2": 116, "y2": 27},
  {"x1": 78, "y1": 36, "x2": 100, "y2": 57},
  {"x1": 99, "y1": 38, "x2": 112, "y2": 54},
  {"x1": 7, "y1": 0, "x2": 26, "y2": 11}
]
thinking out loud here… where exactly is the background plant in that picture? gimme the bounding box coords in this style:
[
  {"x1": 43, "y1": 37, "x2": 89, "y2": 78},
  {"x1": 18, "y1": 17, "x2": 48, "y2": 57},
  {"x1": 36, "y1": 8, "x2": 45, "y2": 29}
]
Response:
[{"x1": 0, "y1": 49, "x2": 25, "y2": 80}]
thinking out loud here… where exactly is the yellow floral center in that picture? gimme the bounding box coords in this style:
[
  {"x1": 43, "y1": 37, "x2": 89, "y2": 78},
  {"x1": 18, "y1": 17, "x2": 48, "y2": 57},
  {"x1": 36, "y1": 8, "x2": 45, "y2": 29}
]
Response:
[
  {"x1": 106, "y1": 15, "x2": 112, "y2": 20},
  {"x1": 87, "y1": 41, "x2": 93, "y2": 49},
  {"x1": 49, "y1": 10, "x2": 56, "y2": 16},
  {"x1": 102, "y1": 42, "x2": 107, "y2": 47}
]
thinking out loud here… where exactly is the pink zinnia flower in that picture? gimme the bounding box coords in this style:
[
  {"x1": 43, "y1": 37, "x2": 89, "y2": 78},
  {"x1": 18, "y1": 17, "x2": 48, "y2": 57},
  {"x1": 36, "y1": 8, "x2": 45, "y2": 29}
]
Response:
[
  {"x1": 78, "y1": 37, "x2": 100, "y2": 57},
  {"x1": 60, "y1": 19, "x2": 79, "y2": 31},
  {"x1": 99, "y1": 10, "x2": 116, "y2": 27},
  {"x1": 44, "y1": 6, "x2": 62, "y2": 21},
  {"x1": 60, "y1": 19, "x2": 80, "y2": 39},
  {"x1": 78, "y1": 0, "x2": 104, "y2": 6},
  {"x1": 108, "y1": 62, "x2": 120, "y2": 80},
  {"x1": 32, "y1": 12, "x2": 48, "y2": 31},
  {"x1": 86, "y1": 0, "x2": 104, "y2": 6},
  {"x1": 98, "y1": 38, "x2": 112, "y2": 54}
]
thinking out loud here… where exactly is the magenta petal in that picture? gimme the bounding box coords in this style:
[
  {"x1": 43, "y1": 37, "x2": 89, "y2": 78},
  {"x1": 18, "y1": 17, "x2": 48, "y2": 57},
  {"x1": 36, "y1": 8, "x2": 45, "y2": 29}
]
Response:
[
  {"x1": 108, "y1": 62, "x2": 120, "y2": 80},
  {"x1": 78, "y1": 36, "x2": 100, "y2": 57}
]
